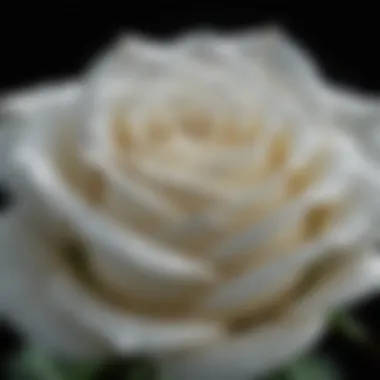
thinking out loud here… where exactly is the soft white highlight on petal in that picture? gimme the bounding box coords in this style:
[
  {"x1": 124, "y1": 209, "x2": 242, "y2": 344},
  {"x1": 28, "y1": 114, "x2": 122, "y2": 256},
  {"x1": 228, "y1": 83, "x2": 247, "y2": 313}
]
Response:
[{"x1": 1, "y1": 80, "x2": 81, "y2": 116}]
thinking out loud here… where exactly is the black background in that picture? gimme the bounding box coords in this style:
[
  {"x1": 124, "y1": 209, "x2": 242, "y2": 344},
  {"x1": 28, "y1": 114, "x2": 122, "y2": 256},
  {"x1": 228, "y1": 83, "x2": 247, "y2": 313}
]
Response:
[
  {"x1": 1, "y1": 6, "x2": 380, "y2": 92},
  {"x1": 1, "y1": 4, "x2": 380, "y2": 380}
]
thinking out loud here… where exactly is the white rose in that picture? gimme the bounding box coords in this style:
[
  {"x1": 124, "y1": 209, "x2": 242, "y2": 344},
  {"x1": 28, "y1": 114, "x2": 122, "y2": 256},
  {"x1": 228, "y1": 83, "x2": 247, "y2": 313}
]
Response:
[{"x1": 1, "y1": 26, "x2": 380, "y2": 380}]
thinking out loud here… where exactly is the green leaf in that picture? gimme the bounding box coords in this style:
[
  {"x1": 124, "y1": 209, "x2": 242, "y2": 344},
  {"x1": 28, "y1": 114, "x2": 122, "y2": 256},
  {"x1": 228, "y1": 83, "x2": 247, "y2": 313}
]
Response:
[
  {"x1": 286, "y1": 356, "x2": 341, "y2": 380},
  {"x1": 125, "y1": 360, "x2": 156, "y2": 380},
  {"x1": 264, "y1": 356, "x2": 341, "y2": 380},
  {"x1": 328, "y1": 311, "x2": 369, "y2": 344},
  {"x1": 59, "y1": 361, "x2": 103, "y2": 380},
  {"x1": 7, "y1": 348, "x2": 105, "y2": 380},
  {"x1": 6, "y1": 348, "x2": 159, "y2": 380},
  {"x1": 8, "y1": 348, "x2": 67, "y2": 380}
]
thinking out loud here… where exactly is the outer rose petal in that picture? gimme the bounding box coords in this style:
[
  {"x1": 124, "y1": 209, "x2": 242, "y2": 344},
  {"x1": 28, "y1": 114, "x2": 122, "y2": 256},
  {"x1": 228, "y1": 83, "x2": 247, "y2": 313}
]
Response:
[
  {"x1": 51, "y1": 276, "x2": 223, "y2": 354},
  {"x1": 243, "y1": 27, "x2": 380, "y2": 167},
  {"x1": 159, "y1": 314, "x2": 326, "y2": 380},
  {"x1": 296, "y1": 252, "x2": 380, "y2": 312},
  {"x1": 234, "y1": 26, "x2": 380, "y2": 235},
  {"x1": 0, "y1": 211, "x2": 223, "y2": 356},
  {"x1": 0, "y1": 81, "x2": 82, "y2": 188},
  {"x1": 159, "y1": 254, "x2": 380, "y2": 380},
  {"x1": 236, "y1": 28, "x2": 319, "y2": 87},
  {"x1": 7, "y1": 81, "x2": 214, "y2": 289},
  {"x1": 320, "y1": 86, "x2": 380, "y2": 164},
  {"x1": 317, "y1": 87, "x2": 380, "y2": 239},
  {"x1": 234, "y1": 27, "x2": 380, "y2": 149},
  {"x1": 0, "y1": 213, "x2": 109, "y2": 358},
  {"x1": 0, "y1": 83, "x2": 223, "y2": 355},
  {"x1": 0, "y1": 80, "x2": 81, "y2": 116}
]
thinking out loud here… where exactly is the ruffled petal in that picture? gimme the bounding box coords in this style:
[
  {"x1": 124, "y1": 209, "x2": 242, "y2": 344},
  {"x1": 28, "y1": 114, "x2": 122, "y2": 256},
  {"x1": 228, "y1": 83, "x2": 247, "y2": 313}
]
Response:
[
  {"x1": 319, "y1": 85, "x2": 380, "y2": 164},
  {"x1": 230, "y1": 26, "x2": 326, "y2": 115},
  {"x1": 159, "y1": 313, "x2": 326, "y2": 380},
  {"x1": 9, "y1": 86, "x2": 215, "y2": 297},
  {"x1": 0, "y1": 213, "x2": 109, "y2": 358},
  {"x1": 1, "y1": 80, "x2": 81, "y2": 117},
  {"x1": 295, "y1": 250, "x2": 380, "y2": 313}
]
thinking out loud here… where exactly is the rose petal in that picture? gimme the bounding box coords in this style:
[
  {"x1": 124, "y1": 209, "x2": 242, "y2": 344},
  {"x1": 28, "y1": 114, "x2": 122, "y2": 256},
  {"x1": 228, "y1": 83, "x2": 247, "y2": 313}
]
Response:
[
  {"x1": 0, "y1": 213, "x2": 109, "y2": 358},
  {"x1": 158, "y1": 313, "x2": 326, "y2": 380},
  {"x1": 159, "y1": 253, "x2": 380, "y2": 380},
  {"x1": 12, "y1": 110, "x2": 215, "y2": 288},
  {"x1": 50, "y1": 274, "x2": 224, "y2": 355},
  {"x1": 295, "y1": 251, "x2": 380, "y2": 312},
  {"x1": 233, "y1": 26, "x2": 325, "y2": 114},
  {"x1": 1, "y1": 80, "x2": 81, "y2": 116},
  {"x1": 0, "y1": 211, "x2": 223, "y2": 356},
  {"x1": 199, "y1": 207, "x2": 369, "y2": 315},
  {"x1": 320, "y1": 85, "x2": 380, "y2": 165}
]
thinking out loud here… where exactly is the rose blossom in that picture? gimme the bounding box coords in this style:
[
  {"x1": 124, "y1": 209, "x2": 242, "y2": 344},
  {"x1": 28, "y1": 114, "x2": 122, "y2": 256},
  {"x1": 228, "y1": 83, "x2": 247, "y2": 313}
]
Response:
[{"x1": 1, "y1": 27, "x2": 380, "y2": 380}]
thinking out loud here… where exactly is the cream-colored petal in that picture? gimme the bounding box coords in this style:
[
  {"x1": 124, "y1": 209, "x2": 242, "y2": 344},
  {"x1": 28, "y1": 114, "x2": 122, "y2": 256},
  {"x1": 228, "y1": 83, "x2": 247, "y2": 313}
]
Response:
[
  {"x1": 14, "y1": 137, "x2": 214, "y2": 285},
  {"x1": 158, "y1": 313, "x2": 326, "y2": 380},
  {"x1": 295, "y1": 251, "x2": 380, "y2": 313},
  {"x1": 12, "y1": 107, "x2": 215, "y2": 288},
  {"x1": 0, "y1": 80, "x2": 82, "y2": 191},
  {"x1": 315, "y1": 87, "x2": 380, "y2": 239},
  {"x1": 200, "y1": 209, "x2": 369, "y2": 315},
  {"x1": 233, "y1": 26, "x2": 380, "y2": 174},
  {"x1": 2, "y1": 79, "x2": 215, "y2": 305},
  {"x1": 232, "y1": 26, "x2": 325, "y2": 114},
  {"x1": 0, "y1": 213, "x2": 109, "y2": 358},
  {"x1": 319, "y1": 85, "x2": 380, "y2": 164},
  {"x1": 51, "y1": 275, "x2": 224, "y2": 355},
  {"x1": 1, "y1": 80, "x2": 81, "y2": 116},
  {"x1": 0, "y1": 212, "x2": 223, "y2": 357},
  {"x1": 159, "y1": 254, "x2": 380, "y2": 380}
]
